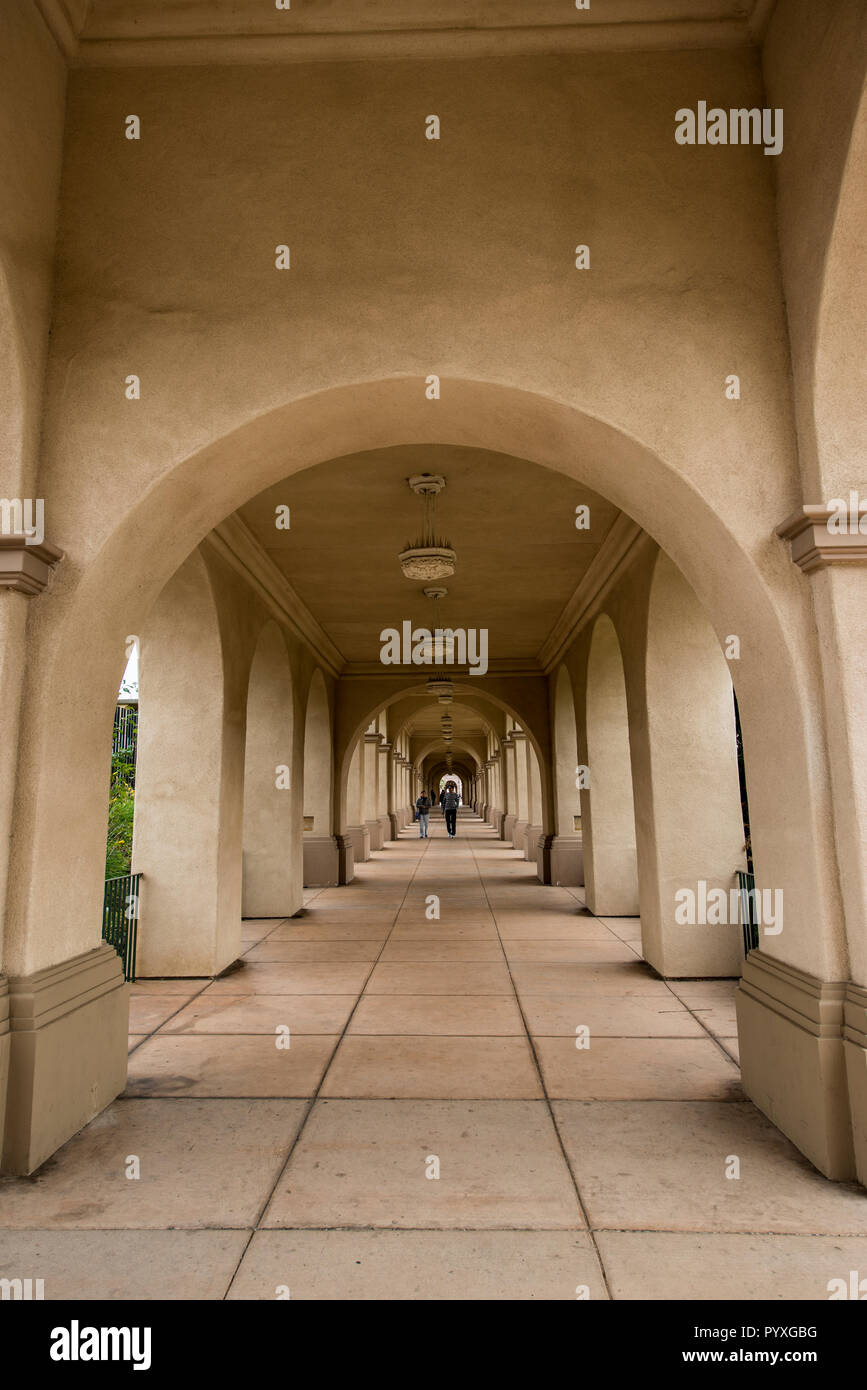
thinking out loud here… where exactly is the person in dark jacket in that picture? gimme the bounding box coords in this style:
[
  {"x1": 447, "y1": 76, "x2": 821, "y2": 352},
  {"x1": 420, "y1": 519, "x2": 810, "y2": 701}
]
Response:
[
  {"x1": 415, "y1": 792, "x2": 431, "y2": 838},
  {"x1": 441, "y1": 784, "x2": 460, "y2": 837}
]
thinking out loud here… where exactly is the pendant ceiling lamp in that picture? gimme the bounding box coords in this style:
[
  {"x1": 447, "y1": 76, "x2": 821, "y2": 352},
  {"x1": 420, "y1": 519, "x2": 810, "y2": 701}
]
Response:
[{"x1": 399, "y1": 474, "x2": 456, "y2": 581}]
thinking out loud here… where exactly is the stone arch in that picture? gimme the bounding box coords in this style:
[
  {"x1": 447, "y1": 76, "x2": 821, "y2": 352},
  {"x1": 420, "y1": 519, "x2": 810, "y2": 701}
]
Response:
[
  {"x1": 582, "y1": 613, "x2": 639, "y2": 917},
  {"x1": 8, "y1": 378, "x2": 842, "y2": 990},
  {"x1": 242, "y1": 620, "x2": 299, "y2": 918}
]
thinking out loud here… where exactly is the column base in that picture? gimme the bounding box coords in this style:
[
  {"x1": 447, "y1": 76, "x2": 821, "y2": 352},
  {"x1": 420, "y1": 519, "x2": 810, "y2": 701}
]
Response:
[
  {"x1": 2, "y1": 946, "x2": 128, "y2": 1176},
  {"x1": 345, "y1": 824, "x2": 371, "y2": 863},
  {"x1": 336, "y1": 834, "x2": 355, "y2": 885},
  {"x1": 492, "y1": 809, "x2": 506, "y2": 838},
  {"x1": 378, "y1": 814, "x2": 392, "y2": 845},
  {"x1": 736, "y1": 950, "x2": 854, "y2": 1180},
  {"x1": 523, "y1": 824, "x2": 542, "y2": 862},
  {"x1": 511, "y1": 819, "x2": 528, "y2": 852},
  {"x1": 388, "y1": 811, "x2": 400, "y2": 839},
  {"x1": 303, "y1": 835, "x2": 347, "y2": 887},
  {"x1": 503, "y1": 813, "x2": 517, "y2": 843},
  {"x1": 548, "y1": 835, "x2": 584, "y2": 886},
  {"x1": 365, "y1": 818, "x2": 385, "y2": 851},
  {"x1": 844, "y1": 983, "x2": 867, "y2": 1185},
  {"x1": 535, "y1": 832, "x2": 555, "y2": 884}
]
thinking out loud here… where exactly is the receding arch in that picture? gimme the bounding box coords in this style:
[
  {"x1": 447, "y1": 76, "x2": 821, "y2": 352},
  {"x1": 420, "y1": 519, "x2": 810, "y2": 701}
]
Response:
[
  {"x1": 334, "y1": 673, "x2": 552, "y2": 837},
  {"x1": 582, "y1": 614, "x2": 639, "y2": 916}
]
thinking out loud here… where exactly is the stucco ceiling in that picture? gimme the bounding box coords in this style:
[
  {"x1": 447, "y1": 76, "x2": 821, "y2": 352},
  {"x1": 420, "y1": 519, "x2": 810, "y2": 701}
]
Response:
[{"x1": 238, "y1": 444, "x2": 620, "y2": 668}]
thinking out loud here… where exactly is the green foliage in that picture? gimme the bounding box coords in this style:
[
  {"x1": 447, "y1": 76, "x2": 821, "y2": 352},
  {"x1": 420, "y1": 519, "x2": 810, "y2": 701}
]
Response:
[{"x1": 105, "y1": 748, "x2": 136, "y2": 878}]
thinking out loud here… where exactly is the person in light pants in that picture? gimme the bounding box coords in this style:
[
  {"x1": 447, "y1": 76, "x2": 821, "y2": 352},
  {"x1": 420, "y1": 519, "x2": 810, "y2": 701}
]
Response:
[{"x1": 415, "y1": 792, "x2": 431, "y2": 838}]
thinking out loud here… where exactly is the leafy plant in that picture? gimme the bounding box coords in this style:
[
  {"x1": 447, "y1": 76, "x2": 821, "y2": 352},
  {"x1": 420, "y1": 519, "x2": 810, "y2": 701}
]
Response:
[{"x1": 105, "y1": 747, "x2": 136, "y2": 878}]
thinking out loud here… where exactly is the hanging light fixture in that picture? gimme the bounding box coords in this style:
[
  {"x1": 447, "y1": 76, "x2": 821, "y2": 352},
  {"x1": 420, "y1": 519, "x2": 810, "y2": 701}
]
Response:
[{"x1": 399, "y1": 475, "x2": 456, "y2": 581}]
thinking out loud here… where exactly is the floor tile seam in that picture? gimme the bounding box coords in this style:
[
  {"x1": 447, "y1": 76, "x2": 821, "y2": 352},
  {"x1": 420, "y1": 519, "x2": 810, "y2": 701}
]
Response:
[
  {"x1": 466, "y1": 833, "x2": 615, "y2": 1300},
  {"x1": 568, "y1": 896, "x2": 743, "y2": 1071},
  {"x1": 5, "y1": 1224, "x2": 863, "y2": 1238},
  {"x1": 142, "y1": 1029, "x2": 740, "y2": 1041},
  {"x1": 234, "y1": 829, "x2": 437, "y2": 1252},
  {"x1": 127, "y1": 976, "x2": 230, "y2": 1057}
]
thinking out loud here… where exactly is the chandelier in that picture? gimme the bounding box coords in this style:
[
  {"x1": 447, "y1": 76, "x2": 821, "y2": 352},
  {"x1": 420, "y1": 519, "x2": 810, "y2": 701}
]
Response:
[{"x1": 399, "y1": 475, "x2": 456, "y2": 581}]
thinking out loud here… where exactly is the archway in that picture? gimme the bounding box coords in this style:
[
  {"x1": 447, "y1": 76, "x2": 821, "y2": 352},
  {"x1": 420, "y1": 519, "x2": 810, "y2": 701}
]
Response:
[
  {"x1": 9, "y1": 378, "x2": 841, "y2": 1000},
  {"x1": 4, "y1": 378, "x2": 849, "y2": 1182}
]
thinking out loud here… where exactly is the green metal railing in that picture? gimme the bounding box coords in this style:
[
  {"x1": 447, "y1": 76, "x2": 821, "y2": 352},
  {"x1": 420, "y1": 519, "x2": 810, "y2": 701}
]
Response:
[
  {"x1": 737, "y1": 870, "x2": 759, "y2": 956},
  {"x1": 103, "y1": 872, "x2": 141, "y2": 982}
]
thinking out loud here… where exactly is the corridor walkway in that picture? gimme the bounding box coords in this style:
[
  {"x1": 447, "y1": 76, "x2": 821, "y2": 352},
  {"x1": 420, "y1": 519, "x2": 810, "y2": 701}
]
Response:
[{"x1": 1, "y1": 815, "x2": 865, "y2": 1299}]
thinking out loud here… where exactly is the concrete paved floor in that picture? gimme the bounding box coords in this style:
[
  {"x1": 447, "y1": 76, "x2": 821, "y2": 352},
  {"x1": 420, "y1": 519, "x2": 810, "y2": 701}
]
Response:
[{"x1": 1, "y1": 813, "x2": 865, "y2": 1299}]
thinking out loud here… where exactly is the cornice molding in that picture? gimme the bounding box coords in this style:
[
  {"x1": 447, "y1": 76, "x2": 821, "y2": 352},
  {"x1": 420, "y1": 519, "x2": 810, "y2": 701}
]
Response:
[
  {"x1": 206, "y1": 515, "x2": 344, "y2": 678},
  {"x1": 747, "y1": 0, "x2": 779, "y2": 43},
  {"x1": 72, "y1": 17, "x2": 754, "y2": 69},
  {"x1": 340, "y1": 658, "x2": 542, "y2": 679},
  {"x1": 32, "y1": 0, "x2": 85, "y2": 60},
  {"x1": 776, "y1": 505, "x2": 867, "y2": 575},
  {"x1": 538, "y1": 514, "x2": 646, "y2": 672},
  {"x1": 0, "y1": 536, "x2": 64, "y2": 596}
]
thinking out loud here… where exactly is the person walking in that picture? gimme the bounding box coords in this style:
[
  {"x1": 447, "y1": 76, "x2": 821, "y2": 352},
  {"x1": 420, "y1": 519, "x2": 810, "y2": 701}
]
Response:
[
  {"x1": 415, "y1": 791, "x2": 431, "y2": 838},
  {"x1": 441, "y1": 783, "x2": 460, "y2": 838}
]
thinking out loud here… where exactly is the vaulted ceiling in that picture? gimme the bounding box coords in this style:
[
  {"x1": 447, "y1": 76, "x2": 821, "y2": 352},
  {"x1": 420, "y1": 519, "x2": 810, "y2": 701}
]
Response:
[{"x1": 238, "y1": 444, "x2": 620, "y2": 668}]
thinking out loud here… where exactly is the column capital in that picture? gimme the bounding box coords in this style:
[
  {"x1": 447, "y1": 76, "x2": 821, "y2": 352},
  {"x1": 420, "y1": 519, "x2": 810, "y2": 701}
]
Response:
[
  {"x1": 776, "y1": 504, "x2": 867, "y2": 574},
  {"x1": 364, "y1": 732, "x2": 383, "y2": 745},
  {"x1": 378, "y1": 740, "x2": 392, "y2": 754},
  {"x1": 0, "y1": 536, "x2": 64, "y2": 596}
]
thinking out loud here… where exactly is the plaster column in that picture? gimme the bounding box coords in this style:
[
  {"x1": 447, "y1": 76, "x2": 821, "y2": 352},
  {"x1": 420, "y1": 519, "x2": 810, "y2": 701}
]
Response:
[
  {"x1": 512, "y1": 729, "x2": 530, "y2": 853},
  {"x1": 580, "y1": 615, "x2": 640, "y2": 916},
  {"x1": 747, "y1": 512, "x2": 867, "y2": 1180},
  {"x1": 362, "y1": 731, "x2": 384, "y2": 850},
  {"x1": 133, "y1": 552, "x2": 243, "y2": 978},
  {"x1": 503, "y1": 735, "x2": 518, "y2": 844},
  {"x1": 241, "y1": 623, "x2": 301, "y2": 919},
  {"x1": 344, "y1": 738, "x2": 370, "y2": 864},
  {"x1": 387, "y1": 748, "x2": 401, "y2": 838},
  {"x1": 629, "y1": 552, "x2": 746, "y2": 978},
  {"x1": 491, "y1": 755, "x2": 506, "y2": 837},
  {"x1": 378, "y1": 740, "x2": 393, "y2": 842},
  {"x1": 524, "y1": 739, "x2": 543, "y2": 864},
  {"x1": 548, "y1": 671, "x2": 584, "y2": 887}
]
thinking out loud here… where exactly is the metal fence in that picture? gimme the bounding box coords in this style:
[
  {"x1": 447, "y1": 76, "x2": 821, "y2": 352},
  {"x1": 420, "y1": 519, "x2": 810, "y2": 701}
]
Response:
[
  {"x1": 113, "y1": 702, "x2": 138, "y2": 756},
  {"x1": 737, "y1": 869, "x2": 760, "y2": 956},
  {"x1": 103, "y1": 872, "x2": 141, "y2": 982}
]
